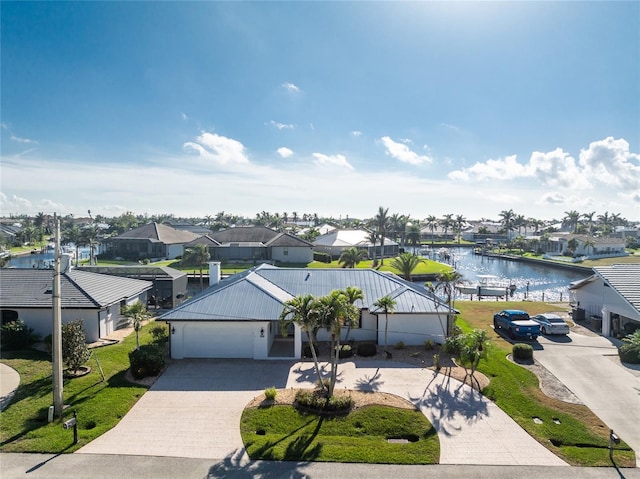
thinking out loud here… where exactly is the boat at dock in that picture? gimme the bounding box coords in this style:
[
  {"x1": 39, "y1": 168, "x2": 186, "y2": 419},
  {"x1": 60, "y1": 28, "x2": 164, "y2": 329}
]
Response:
[{"x1": 456, "y1": 274, "x2": 514, "y2": 297}]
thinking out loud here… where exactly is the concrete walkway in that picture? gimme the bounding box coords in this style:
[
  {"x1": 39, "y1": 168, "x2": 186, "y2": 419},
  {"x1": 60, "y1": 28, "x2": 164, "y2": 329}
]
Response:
[
  {"x1": 535, "y1": 329, "x2": 640, "y2": 467},
  {"x1": 78, "y1": 359, "x2": 567, "y2": 466},
  {"x1": 0, "y1": 363, "x2": 20, "y2": 411}
]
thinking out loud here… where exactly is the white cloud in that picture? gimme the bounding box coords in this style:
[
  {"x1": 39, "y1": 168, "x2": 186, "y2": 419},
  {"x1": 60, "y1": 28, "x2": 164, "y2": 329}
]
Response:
[
  {"x1": 1, "y1": 123, "x2": 37, "y2": 144},
  {"x1": 381, "y1": 136, "x2": 432, "y2": 165},
  {"x1": 578, "y1": 137, "x2": 640, "y2": 190},
  {"x1": 267, "y1": 120, "x2": 294, "y2": 130},
  {"x1": 181, "y1": 112, "x2": 188, "y2": 121},
  {"x1": 281, "y1": 82, "x2": 300, "y2": 93},
  {"x1": 540, "y1": 192, "x2": 566, "y2": 205},
  {"x1": 448, "y1": 155, "x2": 526, "y2": 181},
  {"x1": 183, "y1": 132, "x2": 249, "y2": 165},
  {"x1": 528, "y1": 148, "x2": 590, "y2": 189},
  {"x1": 351, "y1": 130, "x2": 362, "y2": 137},
  {"x1": 277, "y1": 147, "x2": 293, "y2": 158},
  {"x1": 312, "y1": 153, "x2": 354, "y2": 170}
]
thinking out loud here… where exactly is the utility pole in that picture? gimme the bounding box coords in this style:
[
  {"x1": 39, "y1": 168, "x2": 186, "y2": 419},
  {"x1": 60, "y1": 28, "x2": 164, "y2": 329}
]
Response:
[{"x1": 52, "y1": 213, "x2": 64, "y2": 418}]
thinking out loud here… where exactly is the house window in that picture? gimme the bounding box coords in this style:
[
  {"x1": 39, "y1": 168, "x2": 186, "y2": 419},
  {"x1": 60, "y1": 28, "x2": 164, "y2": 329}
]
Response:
[
  {"x1": 1, "y1": 310, "x2": 19, "y2": 326},
  {"x1": 283, "y1": 248, "x2": 288, "y2": 256}
]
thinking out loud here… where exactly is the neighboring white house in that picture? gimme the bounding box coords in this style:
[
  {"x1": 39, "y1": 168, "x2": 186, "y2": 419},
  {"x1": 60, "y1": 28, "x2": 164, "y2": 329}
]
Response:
[
  {"x1": 543, "y1": 234, "x2": 627, "y2": 259},
  {"x1": 160, "y1": 263, "x2": 453, "y2": 360},
  {"x1": 570, "y1": 264, "x2": 640, "y2": 338},
  {"x1": 313, "y1": 229, "x2": 399, "y2": 260},
  {"x1": 0, "y1": 268, "x2": 153, "y2": 342}
]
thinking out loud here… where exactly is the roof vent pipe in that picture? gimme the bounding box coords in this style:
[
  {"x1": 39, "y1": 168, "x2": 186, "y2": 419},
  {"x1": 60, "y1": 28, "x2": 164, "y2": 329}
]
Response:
[{"x1": 209, "y1": 261, "x2": 221, "y2": 287}]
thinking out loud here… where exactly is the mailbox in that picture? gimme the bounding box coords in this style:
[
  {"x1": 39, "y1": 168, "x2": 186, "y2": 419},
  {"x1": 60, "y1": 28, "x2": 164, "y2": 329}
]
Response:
[{"x1": 62, "y1": 416, "x2": 77, "y2": 430}]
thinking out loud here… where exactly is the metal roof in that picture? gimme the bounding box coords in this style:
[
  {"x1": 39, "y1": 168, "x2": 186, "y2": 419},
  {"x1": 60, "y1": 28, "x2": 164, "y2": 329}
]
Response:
[
  {"x1": 78, "y1": 265, "x2": 187, "y2": 280},
  {"x1": 111, "y1": 222, "x2": 200, "y2": 244},
  {"x1": 0, "y1": 268, "x2": 153, "y2": 309},
  {"x1": 594, "y1": 264, "x2": 640, "y2": 313},
  {"x1": 160, "y1": 264, "x2": 449, "y2": 322}
]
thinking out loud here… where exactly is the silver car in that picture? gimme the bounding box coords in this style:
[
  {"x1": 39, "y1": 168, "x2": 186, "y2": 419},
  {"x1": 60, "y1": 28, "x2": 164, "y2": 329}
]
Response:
[{"x1": 531, "y1": 313, "x2": 570, "y2": 335}]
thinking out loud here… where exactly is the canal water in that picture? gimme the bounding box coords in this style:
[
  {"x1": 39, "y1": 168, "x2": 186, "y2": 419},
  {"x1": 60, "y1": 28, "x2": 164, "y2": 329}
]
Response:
[
  {"x1": 437, "y1": 247, "x2": 590, "y2": 302},
  {"x1": 6, "y1": 247, "x2": 91, "y2": 269}
]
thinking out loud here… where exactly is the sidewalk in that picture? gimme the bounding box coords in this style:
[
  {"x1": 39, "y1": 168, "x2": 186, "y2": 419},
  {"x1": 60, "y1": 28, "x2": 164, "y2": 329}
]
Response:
[{"x1": 0, "y1": 362, "x2": 20, "y2": 411}]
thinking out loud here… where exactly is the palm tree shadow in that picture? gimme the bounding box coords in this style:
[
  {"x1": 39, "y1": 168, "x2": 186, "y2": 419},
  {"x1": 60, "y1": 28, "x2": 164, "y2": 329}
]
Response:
[
  {"x1": 354, "y1": 368, "x2": 384, "y2": 391},
  {"x1": 206, "y1": 449, "x2": 311, "y2": 478},
  {"x1": 408, "y1": 370, "x2": 489, "y2": 438},
  {"x1": 293, "y1": 362, "x2": 329, "y2": 385}
]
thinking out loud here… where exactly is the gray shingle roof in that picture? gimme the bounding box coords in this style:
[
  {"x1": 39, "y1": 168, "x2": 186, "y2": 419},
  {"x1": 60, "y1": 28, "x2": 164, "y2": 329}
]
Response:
[
  {"x1": 111, "y1": 222, "x2": 200, "y2": 244},
  {"x1": 0, "y1": 269, "x2": 153, "y2": 309},
  {"x1": 594, "y1": 264, "x2": 640, "y2": 313},
  {"x1": 160, "y1": 264, "x2": 448, "y2": 322}
]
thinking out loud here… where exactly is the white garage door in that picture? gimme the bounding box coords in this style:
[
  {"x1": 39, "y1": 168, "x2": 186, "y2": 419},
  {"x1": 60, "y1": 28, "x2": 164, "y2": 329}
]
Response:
[{"x1": 183, "y1": 323, "x2": 254, "y2": 358}]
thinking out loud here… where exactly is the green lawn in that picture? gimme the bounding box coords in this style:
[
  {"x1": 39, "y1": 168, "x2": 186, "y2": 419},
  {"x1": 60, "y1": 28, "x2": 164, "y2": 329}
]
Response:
[
  {"x1": 0, "y1": 324, "x2": 158, "y2": 453},
  {"x1": 455, "y1": 301, "x2": 636, "y2": 467},
  {"x1": 241, "y1": 404, "x2": 439, "y2": 464}
]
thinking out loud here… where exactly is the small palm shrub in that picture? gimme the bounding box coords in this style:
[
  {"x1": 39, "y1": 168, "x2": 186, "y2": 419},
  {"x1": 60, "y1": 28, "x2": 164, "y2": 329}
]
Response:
[
  {"x1": 513, "y1": 343, "x2": 534, "y2": 361},
  {"x1": 129, "y1": 344, "x2": 165, "y2": 379},
  {"x1": 619, "y1": 332, "x2": 640, "y2": 364},
  {"x1": 442, "y1": 334, "x2": 462, "y2": 355},
  {"x1": 357, "y1": 342, "x2": 377, "y2": 357},
  {"x1": 1, "y1": 319, "x2": 36, "y2": 350},
  {"x1": 264, "y1": 387, "x2": 277, "y2": 400},
  {"x1": 395, "y1": 341, "x2": 406, "y2": 350},
  {"x1": 337, "y1": 344, "x2": 353, "y2": 358},
  {"x1": 424, "y1": 339, "x2": 435, "y2": 350}
]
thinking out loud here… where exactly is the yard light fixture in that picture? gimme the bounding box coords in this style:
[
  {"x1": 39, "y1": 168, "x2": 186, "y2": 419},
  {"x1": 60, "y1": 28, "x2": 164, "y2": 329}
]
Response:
[
  {"x1": 171, "y1": 326, "x2": 176, "y2": 335},
  {"x1": 260, "y1": 327, "x2": 264, "y2": 337}
]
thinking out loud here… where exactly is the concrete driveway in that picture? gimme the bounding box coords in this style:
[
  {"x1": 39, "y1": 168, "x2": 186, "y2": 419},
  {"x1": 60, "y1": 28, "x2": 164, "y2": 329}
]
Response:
[
  {"x1": 534, "y1": 328, "x2": 640, "y2": 466},
  {"x1": 78, "y1": 358, "x2": 566, "y2": 466}
]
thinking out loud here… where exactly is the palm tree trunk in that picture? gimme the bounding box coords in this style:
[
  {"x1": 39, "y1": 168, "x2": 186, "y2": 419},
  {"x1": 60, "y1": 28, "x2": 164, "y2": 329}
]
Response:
[
  {"x1": 307, "y1": 331, "x2": 326, "y2": 393},
  {"x1": 384, "y1": 313, "x2": 389, "y2": 352}
]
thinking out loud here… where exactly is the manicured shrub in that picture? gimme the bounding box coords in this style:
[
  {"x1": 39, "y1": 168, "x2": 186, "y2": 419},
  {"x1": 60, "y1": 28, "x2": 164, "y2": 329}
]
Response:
[
  {"x1": 129, "y1": 344, "x2": 165, "y2": 379},
  {"x1": 294, "y1": 389, "x2": 354, "y2": 412},
  {"x1": 357, "y1": 342, "x2": 377, "y2": 357},
  {"x1": 424, "y1": 339, "x2": 435, "y2": 350},
  {"x1": 618, "y1": 344, "x2": 640, "y2": 364},
  {"x1": 264, "y1": 386, "x2": 277, "y2": 400},
  {"x1": 62, "y1": 319, "x2": 91, "y2": 374},
  {"x1": 150, "y1": 324, "x2": 168, "y2": 344},
  {"x1": 395, "y1": 341, "x2": 406, "y2": 350},
  {"x1": 512, "y1": 343, "x2": 534, "y2": 361},
  {"x1": 442, "y1": 334, "x2": 463, "y2": 355},
  {"x1": 1, "y1": 319, "x2": 36, "y2": 350},
  {"x1": 337, "y1": 344, "x2": 353, "y2": 358},
  {"x1": 313, "y1": 251, "x2": 332, "y2": 263}
]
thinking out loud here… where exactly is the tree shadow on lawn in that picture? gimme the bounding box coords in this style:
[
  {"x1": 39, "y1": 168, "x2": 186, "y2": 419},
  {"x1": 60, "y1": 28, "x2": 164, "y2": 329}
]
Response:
[{"x1": 409, "y1": 370, "x2": 489, "y2": 437}]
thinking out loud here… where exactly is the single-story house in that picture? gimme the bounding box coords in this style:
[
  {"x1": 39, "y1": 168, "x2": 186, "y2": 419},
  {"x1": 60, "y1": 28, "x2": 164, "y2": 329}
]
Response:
[
  {"x1": 187, "y1": 226, "x2": 313, "y2": 264},
  {"x1": 160, "y1": 262, "x2": 454, "y2": 360},
  {"x1": 78, "y1": 265, "x2": 188, "y2": 309},
  {"x1": 105, "y1": 222, "x2": 201, "y2": 261},
  {"x1": 312, "y1": 229, "x2": 399, "y2": 260},
  {"x1": 542, "y1": 234, "x2": 627, "y2": 258},
  {"x1": 569, "y1": 264, "x2": 640, "y2": 338},
  {"x1": 0, "y1": 268, "x2": 153, "y2": 342}
]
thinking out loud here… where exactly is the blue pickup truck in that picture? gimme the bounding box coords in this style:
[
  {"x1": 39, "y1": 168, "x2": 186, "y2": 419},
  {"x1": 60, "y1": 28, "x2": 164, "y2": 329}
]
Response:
[{"x1": 493, "y1": 309, "x2": 540, "y2": 340}]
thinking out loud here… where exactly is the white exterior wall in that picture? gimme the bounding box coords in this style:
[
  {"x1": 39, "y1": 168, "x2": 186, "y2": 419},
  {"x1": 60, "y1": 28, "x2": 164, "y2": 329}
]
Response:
[
  {"x1": 166, "y1": 244, "x2": 184, "y2": 260},
  {"x1": 315, "y1": 311, "x2": 378, "y2": 343},
  {"x1": 574, "y1": 279, "x2": 640, "y2": 337},
  {"x1": 271, "y1": 246, "x2": 313, "y2": 264},
  {"x1": 17, "y1": 308, "x2": 102, "y2": 343},
  {"x1": 377, "y1": 313, "x2": 447, "y2": 346}
]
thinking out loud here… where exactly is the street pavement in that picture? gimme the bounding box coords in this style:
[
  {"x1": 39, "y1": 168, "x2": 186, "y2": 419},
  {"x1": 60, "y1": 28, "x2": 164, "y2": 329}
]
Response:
[
  {"x1": 77, "y1": 358, "x2": 566, "y2": 466},
  {"x1": 2, "y1": 453, "x2": 640, "y2": 479},
  {"x1": 535, "y1": 328, "x2": 640, "y2": 467}
]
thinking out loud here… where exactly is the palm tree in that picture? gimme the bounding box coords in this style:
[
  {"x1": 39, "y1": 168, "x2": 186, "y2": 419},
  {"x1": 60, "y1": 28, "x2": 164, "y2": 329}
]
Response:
[
  {"x1": 441, "y1": 214, "x2": 454, "y2": 241},
  {"x1": 455, "y1": 214, "x2": 466, "y2": 243},
  {"x1": 425, "y1": 215, "x2": 438, "y2": 245},
  {"x1": 373, "y1": 295, "x2": 396, "y2": 354},
  {"x1": 317, "y1": 290, "x2": 360, "y2": 396},
  {"x1": 388, "y1": 252, "x2": 423, "y2": 281},
  {"x1": 366, "y1": 230, "x2": 379, "y2": 267},
  {"x1": 562, "y1": 210, "x2": 581, "y2": 233},
  {"x1": 279, "y1": 294, "x2": 326, "y2": 393},
  {"x1": 63, "y1": 225, "x2": 83, "y2": 267},
  {"x1": 582, "y1": 211, "x2": 596, "y2": 235},
  {"x1": 435, "y1": 270, "x2": 464, "y2": 335},
  {"x1": 374, "y1": 207, "x2": 390, "y2": 265},
  {"x1": 82, "y1": 224, "x2": 100, "y2": 265},
  {"x1": 405, "y1": 222, "x2": 421, "y2": 252},
  {"x1": 338, "y1": 247, "x2": 368, "y2": 268},
  {"x1": 120, "y1": 302, "x2": 152, "y2": 350},
  {"x1": 499, "y1": 209, "x2": 515, "y2": 241},
  {"x1": 458, "y1": 329, "x2": 490, "y2": 390},
  {"x1": 343, "y1": 286, "x2": 365, "y2": 342},
  {"x1": 182, "y1": 243, "x2": 211, "y2": 291},
  {"x1": 582, "y1": 238, "x2": 596, "y2": 257}
]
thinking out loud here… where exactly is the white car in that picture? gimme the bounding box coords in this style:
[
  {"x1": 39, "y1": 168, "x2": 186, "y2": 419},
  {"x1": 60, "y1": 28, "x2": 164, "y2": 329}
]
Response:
[{"x1": 531, "y1": 313, "x2": 570, "y2": 335}]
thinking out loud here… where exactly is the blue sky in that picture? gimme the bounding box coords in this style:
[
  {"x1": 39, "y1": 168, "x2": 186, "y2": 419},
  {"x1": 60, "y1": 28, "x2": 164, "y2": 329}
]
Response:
[{"x1": 1, "y1": 1, "x2": 639, "y2": 221}]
